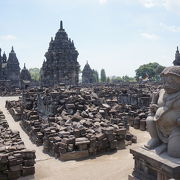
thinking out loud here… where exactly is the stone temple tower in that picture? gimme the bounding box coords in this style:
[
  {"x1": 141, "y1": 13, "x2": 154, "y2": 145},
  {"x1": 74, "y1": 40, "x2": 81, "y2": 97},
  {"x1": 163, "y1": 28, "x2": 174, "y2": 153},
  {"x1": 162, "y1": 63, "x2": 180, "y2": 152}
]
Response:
[
  {"x1": 82, "y1": 62, "x2": 94, "y2": 84},
  {"x1": 40, "y1": 20, "x2": 80, "y2": 87},
  {"x1": 7, "y1": 47, "x2": 20, "y2": 87},
  {"x1": 173, "y1": 46, "x2": 180, "y2": 66}
]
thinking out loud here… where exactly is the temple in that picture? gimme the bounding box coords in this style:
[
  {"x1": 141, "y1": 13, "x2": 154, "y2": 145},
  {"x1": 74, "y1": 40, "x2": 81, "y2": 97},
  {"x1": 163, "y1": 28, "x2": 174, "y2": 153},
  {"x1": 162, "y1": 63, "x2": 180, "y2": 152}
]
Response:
[
  {"x1": 173, "y1": 46, "x2": 180, "y2": 66},
  {"x1": 82, "y1": 62, "x2": 94, "y2": 84},
  {"x1": 0, "y1": 47, "x2": 32, "y2": 89},
  {"x1": 40, "y1": 20, "x2": 80, "y2": 87},
  {"x1": 20, "y1": 63, "x2": 32, "y2": 89},
  {"x1": 0, "y1": 47, "x2": 20, "y2": 87}
]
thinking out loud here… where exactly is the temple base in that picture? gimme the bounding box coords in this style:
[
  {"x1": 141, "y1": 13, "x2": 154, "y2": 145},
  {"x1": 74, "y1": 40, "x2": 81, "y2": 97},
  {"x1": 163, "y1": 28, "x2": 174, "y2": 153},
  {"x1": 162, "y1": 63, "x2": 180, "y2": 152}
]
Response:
[{"x1": 129, "y1": 147, "x2": 180, "y2": 180}]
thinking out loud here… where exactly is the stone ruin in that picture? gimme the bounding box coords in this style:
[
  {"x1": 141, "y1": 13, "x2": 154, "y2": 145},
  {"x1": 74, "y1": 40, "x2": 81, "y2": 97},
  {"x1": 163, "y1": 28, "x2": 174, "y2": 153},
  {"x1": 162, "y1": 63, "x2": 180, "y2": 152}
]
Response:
[
  {"x1": 0, "y1": 110, "x2": 35, "y2": 180},
  {"x1": 0, "y1": 47, "x2": 20, "y2": 88},
  {"x1": 40, "y1": 21, "x2": 80, "y2": 87},
  {"x1": 0, "y1": 80, "x2": 21, "y2": 97},
  {"x1": 82, "y1": 62, "x2": 94, "y2": 84},
  {"x1": 0, "y1": 47, "x2": 32, "y2": 95},
  {"x1": 5, "y1": 83, "x2": 158, "y2": 161},
  {"x1": 20, "y1": 64, "x2": 32, "y2": 89}
]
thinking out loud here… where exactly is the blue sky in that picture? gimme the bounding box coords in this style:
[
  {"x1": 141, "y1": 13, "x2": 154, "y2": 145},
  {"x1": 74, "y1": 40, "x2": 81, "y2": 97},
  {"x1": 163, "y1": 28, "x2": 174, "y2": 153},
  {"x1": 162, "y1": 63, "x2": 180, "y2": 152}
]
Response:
[{"x1": 1, "y1": 0, "x2": 180, "y2": 77}]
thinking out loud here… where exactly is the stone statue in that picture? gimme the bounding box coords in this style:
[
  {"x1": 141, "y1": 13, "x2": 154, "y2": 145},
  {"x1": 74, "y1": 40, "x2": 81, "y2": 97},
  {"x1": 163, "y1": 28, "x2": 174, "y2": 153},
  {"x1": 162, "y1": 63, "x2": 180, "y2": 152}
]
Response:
[{"x1": 145, "y1": 66, "x2": 180, "y2": 158}]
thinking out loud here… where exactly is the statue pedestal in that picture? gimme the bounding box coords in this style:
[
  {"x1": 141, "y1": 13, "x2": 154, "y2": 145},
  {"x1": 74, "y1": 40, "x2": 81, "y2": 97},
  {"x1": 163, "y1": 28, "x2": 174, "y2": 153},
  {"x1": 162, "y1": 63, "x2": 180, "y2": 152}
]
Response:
[{"x1": 129, "y1": 147, "x2": 180, "y2": 180}]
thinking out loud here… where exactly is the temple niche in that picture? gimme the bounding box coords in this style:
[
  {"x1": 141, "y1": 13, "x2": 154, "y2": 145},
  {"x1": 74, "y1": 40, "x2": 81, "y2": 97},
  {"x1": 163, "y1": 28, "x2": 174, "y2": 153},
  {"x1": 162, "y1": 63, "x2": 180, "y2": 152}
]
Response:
[
  {"x1": 0, "y1": 47, "x2": 20, "y2": 87},
  {"x1": 20, "y1": 64, "x2": 32, "y2": 89},
  {"x1": 40, "y1": 20, "x2": 80, "y2": 87},
  {"x1": 173, "y1": 46, "x2": 180, "y2": 66},
  {"x1": 82, "y1": 62, "x2": 94, "y2": 84}
]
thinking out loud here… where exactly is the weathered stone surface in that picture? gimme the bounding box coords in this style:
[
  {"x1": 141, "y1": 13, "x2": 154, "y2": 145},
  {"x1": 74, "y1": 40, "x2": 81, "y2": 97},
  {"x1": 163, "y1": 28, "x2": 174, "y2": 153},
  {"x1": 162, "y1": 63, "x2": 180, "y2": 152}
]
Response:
[
  {"x1": 82, "y1": 62, "x2": 94, "y2": 84},
  {"x1": 20, "y1": 64, "x2": 32, "y2": 89},
  {"x1": 0, "y1": 47, "x2": 20, "y2": 88},
  {"x1": 145, "y1": 66, "x2": 180, "y2": 158},
  {"x1": 6, "y1": 83, "x2": 158, "y2": 161},
  {"x1": 130, "y1": 147, "x2": 180, "y2": 180},
  {"x1": 0, "y1": 110, "x2": 36, "y2": 180},
  {"x1": 40, "y1": 21, "x2": 79, "y2": 87}
]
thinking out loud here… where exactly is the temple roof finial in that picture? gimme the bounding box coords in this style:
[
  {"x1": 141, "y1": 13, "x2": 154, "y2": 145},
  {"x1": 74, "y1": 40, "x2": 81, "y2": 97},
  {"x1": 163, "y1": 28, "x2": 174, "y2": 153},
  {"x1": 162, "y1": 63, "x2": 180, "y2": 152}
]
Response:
[
  {"x1": 177, "y1": 46, "x2": 179, "y2": 51},
  {"x1": 60, "y1": 20, "x2": 63, "y2": 30},
  {"x1": 11, "y1": 46, "x2": 14, "y2": 53},
  {"x1": 24, "y1": 63, "x2": 26, "y2": 69}
]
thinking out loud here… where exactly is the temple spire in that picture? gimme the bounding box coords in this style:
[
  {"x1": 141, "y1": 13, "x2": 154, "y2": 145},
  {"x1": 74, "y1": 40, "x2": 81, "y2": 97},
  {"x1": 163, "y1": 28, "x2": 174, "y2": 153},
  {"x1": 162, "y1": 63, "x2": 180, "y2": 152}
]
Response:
[
  {"x1": 176, "y1": 46, "x2": 179, "y2": 57},
  {"x1": 174, "y1": 46, "x2": 180, "y2": 65},
  {"x1": 24, "y1": 63, "x2": 26, "y2": 69},
  {"x1": 3, "y1": 52, "x2": 7, "y2": 62},
  {"x1": 60, "y1": 20, "x2": 63, "y2": 30},
  {"x1": 11, "y1": 46, "x2": 14, "y2": 52}
]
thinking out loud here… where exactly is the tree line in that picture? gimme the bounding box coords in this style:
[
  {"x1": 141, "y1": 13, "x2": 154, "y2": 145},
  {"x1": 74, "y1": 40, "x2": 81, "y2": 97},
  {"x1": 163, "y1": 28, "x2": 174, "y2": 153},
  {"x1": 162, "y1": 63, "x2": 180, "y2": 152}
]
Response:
[{"x1": 29, "y1": 62, "x2": 166, "y2": 83}]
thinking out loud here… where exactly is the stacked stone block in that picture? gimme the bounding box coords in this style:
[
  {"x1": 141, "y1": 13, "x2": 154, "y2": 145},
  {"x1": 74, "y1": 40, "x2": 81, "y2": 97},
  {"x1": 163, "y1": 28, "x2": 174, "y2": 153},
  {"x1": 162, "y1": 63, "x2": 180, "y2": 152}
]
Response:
[{"x1": 0, "y1": 110, "x2": 36, "y2": 180}]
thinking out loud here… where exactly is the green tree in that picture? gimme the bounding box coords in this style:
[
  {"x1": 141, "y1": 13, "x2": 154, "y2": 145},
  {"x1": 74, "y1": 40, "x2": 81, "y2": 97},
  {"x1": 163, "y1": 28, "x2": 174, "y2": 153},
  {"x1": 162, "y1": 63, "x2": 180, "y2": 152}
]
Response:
[
  {"x1": 111, "y1": 76, "x2": 136, "y2": 83},
  {"x1": 122, "y1": 75, "x2": 136, "y2": 82},
  {"x1": 29, "y1": 68, "x2": 40, "y2": 81},
  {"x1": 135, "y1": 62, "x2": 165, "y2": 81},
  {"x1": 100, "y1": 69, "x2": 106, "y2": 82},
  {"x1": 106, "y1": 77, "x2": 110, "y2": 83},
  {"x1": 92, "y1": 69, "x2": 99, "y2": 83}
]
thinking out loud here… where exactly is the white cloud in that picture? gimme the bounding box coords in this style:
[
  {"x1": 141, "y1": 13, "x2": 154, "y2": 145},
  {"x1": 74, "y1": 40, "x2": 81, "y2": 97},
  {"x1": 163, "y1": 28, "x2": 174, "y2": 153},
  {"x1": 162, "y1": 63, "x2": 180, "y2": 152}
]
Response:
[
  {"x1": 0, "y1": 35, "x2": 17, "y2": 41},
  {"x1": 99, "y1": 0, "x2": 108, "y2": 5},
  {"x1": 160, "y1": 23, "x2": 180, "y2": 32},
  {"x1": 137, "y1": 0, "x2": 161, "y2": 8},
  {"x1": 136, "y1": 0, "x2": 180, "y2": 14},
  {"x1": 164, "y1": 0, "x2": 180, "y2": 14},
  {"x1": 141, "y1": 33, "x2": 159, "y2": 40}
]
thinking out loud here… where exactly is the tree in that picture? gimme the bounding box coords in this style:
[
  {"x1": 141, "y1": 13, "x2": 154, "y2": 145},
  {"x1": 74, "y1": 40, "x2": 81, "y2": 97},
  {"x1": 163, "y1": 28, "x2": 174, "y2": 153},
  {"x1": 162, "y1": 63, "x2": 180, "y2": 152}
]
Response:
[
  {"x1": 122, "y1": 75, "x2": 136, "y2": 82},
  {"x1": 111, "y1": 75, "x2": 136, "y2": 83},
  {"x1": 92, "y1": 69, "x2": 99, "y2": 83},
  {"x1": 135, "y1": 62, "x2": 165, "y2": 81},
  {"x1": 100, "y1": 69, "x2": 106, "y2": 82},
  {"x1": 106, "y1": 77, "x2": 110, "y2": 83},
  {"x1": 29, "y1": 68, "x2": 40, "y2": 81}
]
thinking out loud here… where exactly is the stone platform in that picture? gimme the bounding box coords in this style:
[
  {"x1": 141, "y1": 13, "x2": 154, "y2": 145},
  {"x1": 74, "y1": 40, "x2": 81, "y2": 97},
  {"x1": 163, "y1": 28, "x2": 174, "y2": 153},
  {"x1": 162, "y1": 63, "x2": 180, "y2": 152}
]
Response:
[{"x1": 129, "y1": 147, "x2": 180, "y2": 180}]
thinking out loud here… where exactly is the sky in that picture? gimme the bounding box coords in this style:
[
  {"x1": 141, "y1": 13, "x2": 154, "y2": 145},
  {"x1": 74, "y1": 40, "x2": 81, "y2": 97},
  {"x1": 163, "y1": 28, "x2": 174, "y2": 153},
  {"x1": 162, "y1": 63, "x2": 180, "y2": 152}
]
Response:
[{"x1": 1, "y1": 0, "x2": 180, "y2": 77}]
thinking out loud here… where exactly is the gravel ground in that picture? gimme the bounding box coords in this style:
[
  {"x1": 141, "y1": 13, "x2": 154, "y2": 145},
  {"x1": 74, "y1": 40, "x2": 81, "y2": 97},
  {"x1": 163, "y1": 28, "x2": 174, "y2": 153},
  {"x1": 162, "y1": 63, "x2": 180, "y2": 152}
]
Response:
[{"x1": 0, "y1": 96, "x2": 150, "y2": 180}]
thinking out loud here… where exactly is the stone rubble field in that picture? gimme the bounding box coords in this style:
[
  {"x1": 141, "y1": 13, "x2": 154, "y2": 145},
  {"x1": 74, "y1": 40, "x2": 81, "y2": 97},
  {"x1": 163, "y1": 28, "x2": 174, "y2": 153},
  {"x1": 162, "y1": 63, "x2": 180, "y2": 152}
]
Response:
[
  {"x1": 0, "y1": 109, "x2": 35, "y2": 180},
  {"x1": 0, "y1": 84, "x2": 156, "y2": 179}
]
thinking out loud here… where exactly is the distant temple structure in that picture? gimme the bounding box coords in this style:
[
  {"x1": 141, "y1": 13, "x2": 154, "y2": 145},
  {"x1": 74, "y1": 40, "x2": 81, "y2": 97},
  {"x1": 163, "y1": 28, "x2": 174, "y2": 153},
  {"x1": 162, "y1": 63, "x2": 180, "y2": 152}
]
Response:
[
  {"x1": 0, "y1": 47, "x2": 20, "y2": 87},
  {"x1": 0, "y1": 47, "x2": 32, "y2": 89},
  {"x1": 20, "y1": 64, "x2": 32, "y2": 89},
  {"x1": 82, "y1": 62, "x2": 94, "y2": 84},
  {"x1": 173, "y1": 46, "x2": 180, "y2": 66},
  {"x1": 40, "y1": 20, "x2": 80, "y2": 87}
]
